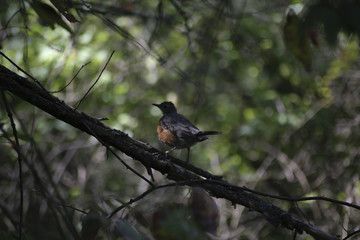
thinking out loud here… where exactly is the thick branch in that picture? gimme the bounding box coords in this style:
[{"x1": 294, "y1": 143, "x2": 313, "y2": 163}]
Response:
[{"x1": 0, "y1": 64, "x2": 339, "y2": 240}]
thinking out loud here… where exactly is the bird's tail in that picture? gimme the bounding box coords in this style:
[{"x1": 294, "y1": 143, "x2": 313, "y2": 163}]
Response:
[
  {"x1": 195, "y1": 131, "x2": 221, "y2": 142},
  {"x1": 197, "y1": 131, "x2": 221, "y2": 136}
]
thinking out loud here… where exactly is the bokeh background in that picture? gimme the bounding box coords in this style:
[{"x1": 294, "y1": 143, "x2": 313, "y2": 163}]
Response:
[{"x1": 1, "y1": 0, "x2": 360, "y2": 239}]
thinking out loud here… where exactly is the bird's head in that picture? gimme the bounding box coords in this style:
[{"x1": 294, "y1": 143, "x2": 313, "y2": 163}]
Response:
[{"x1": 152, "y1": 101, "x2": 177, "y2": 114}]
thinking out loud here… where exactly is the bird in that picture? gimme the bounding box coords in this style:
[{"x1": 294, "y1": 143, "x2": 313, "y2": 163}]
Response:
[{"x1": 153, "y1": 101, "x2": 221, "y2": 162}]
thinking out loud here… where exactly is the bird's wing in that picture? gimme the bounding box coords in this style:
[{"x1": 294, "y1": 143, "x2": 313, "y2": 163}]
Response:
[{"x1": 160, "y1": 114, "x2": 200, "y2": 139}]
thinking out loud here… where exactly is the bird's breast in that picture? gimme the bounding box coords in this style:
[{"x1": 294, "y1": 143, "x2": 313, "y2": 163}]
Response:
[{"x1": 157, "y1": 123, "x2": 177, "y2": 147}]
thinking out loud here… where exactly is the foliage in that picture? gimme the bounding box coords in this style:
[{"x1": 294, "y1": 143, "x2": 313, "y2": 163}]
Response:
[{"x1": 1, "y1": 0, "x2": 360, "y2": 239}]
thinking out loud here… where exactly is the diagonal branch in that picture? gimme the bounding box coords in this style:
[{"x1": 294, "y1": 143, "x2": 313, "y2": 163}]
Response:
[{"x1": 0, "y1": 63, "x2": 340, "y2": 240}]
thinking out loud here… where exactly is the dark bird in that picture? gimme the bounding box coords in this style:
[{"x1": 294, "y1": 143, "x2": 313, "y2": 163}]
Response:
[{"x1": 153, "y1": 101, "x2": 221, "y2": 162}]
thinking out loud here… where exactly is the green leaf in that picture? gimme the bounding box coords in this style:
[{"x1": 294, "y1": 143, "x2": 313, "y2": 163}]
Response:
[
  {"x1": 30, "y1": 0, "x2": 73, "y2": 33},
  {"x1": 50, "y1": 0, "x2": 79, "y2": 22}
]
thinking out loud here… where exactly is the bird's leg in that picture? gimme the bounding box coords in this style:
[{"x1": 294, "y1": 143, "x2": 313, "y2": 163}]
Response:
[
  {"x1": 165, "y1": 147, "x2": 177, "y2": 157},
  {"x1": 186, "y1": 147, "x2": 190, "y2": 162}
]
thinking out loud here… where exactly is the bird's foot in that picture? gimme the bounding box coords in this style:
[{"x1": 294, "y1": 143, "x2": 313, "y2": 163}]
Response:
[{"x1": 164, "y1": 147, "x2": 176, "y2": 158}]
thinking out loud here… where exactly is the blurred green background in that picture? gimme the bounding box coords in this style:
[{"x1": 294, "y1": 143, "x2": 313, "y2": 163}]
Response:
[{"x1": 1, "y1": 0, "x2": 360, "y2": 239}]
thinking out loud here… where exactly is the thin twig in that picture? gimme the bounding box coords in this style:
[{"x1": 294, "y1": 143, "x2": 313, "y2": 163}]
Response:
[
  {"x1": 91, "y1": 12, "x2": 195, "y2": 85},
  {"x1": 54, "y1": 202, "x2": 88, "y2": 214},
  {"x1": 242, "y1": 186, "x2": 360, "y2": 211},
  {"x1": 74, "y1": 50, "x2": 115, "y2": 110},
  {"x1": 82, "y1": 121, "x2": 155, "y2": 187},
  {"x1": 107, "y1": 179, "x2": 206, "y2": 219},
  {"x1": 49, "y1": 62, "x2": 91, "y2": 93},
  {"x1": 18, "y1": 0, "x2": 29, "y2": 66},
  {"x1": 107, "y1": 146, "x2": 155, "y2": 187},
  {"x1": 169, "y1": 0, "x2": 196, "y2": 61},
  {"x1": 0, "y1": 91, "x2": 23, "y2": 240},
  {"x1": 343, "y1": 229, "x2": 360, "y2": 240},
  {"x1": 0, "y1": 8, "x2": 21, "y2": 30},
  {"x1": 30, "y1": 188, "x2": 88, "y2": 214}
]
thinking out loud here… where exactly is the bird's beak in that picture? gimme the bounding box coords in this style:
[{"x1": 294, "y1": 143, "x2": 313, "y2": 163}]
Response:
[{"x1": 152, "y1": 103, "x2": 160, "y2": 107}]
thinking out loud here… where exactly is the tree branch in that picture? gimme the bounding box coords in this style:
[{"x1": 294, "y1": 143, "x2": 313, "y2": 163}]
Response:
[{"x1": 0, "y1": 63, "x2": 340, "y2": 240}]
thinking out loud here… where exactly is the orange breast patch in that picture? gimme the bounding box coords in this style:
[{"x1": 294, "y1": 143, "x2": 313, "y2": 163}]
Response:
[{"x1": 157, "y1": 124, "x2": 176, "y2": 146}]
